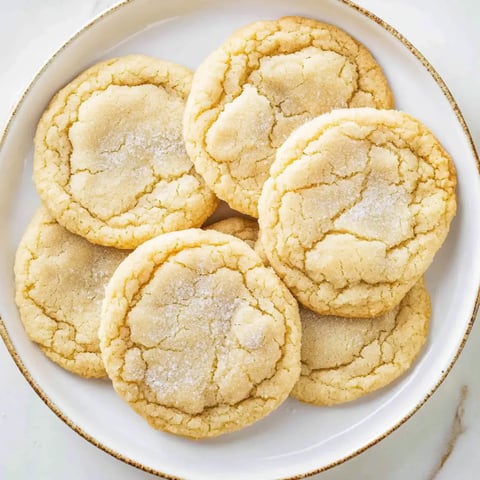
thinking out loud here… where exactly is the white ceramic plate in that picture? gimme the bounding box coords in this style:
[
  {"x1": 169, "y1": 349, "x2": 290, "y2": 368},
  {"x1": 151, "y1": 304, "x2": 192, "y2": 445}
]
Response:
[{"x1": 1, "y1": 1, "x2": 479, "y2": 479}]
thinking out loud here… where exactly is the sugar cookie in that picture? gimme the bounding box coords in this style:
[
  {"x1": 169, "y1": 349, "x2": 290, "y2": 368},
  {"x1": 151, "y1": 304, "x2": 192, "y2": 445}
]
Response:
[
  {"x1": 292, "y1": 279, "x2": 430, "y2": 405},
  {"x1": 14, "y1": 208, "x2": 128, "y2": 377},
  {"x1": 100, "y1": 229, "x2": 301, "y2": 438},
  {"x1": 34, "y1": 55, "x2": 217, "y2": 249},
  {"x1": 259, "y1": 108, "x2": 456, "y2": 317},
  {"x1": 206, "y1": 217, "x2": 258, "y2": 248}
]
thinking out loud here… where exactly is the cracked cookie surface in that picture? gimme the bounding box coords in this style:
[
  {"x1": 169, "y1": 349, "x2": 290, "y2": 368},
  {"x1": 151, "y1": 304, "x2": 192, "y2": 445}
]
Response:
[
  {"x1": 183, "y1": 16, "x2": 394, "y2": 217},
  {"x1": 258, "y1": 108, "x2": 456, "y2": 317},
  {"x1": 34, "y1": 55, "x2": 217, "y2": 249},
  {"x1": 292, "y1": 278, "x2": 430, "y2": 405},
  {"x1": 99, "y1": 229, "x2": 301, "y2": 438},
  {"x1": 14, "y1": 207, "x2": 129, "y2": 377},
  {"x1": 206, "y1": 217, "x2": 259, "y2": 248}
]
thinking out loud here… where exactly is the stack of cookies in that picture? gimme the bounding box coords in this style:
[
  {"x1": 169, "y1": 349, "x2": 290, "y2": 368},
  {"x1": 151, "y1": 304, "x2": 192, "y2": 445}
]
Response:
[{"x1": 14, "y1": 16, "x2": 456, "y2": 439}]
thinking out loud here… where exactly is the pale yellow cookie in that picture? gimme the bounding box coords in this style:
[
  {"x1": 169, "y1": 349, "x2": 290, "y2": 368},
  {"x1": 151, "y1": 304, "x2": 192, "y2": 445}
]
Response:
[
  {"x1": 206, "y1": 217, "x2": 258, "y2": 248},
  {"x1": 206, "y1": 218, "x2": 270, "y2": 265},
  {"x1": 184, "y1": 16, "x2": 394, "y2": 217},
  {"x1": 100, "y1": 229, "x2": 301, "y2": 438},
  {"x1": 14, "y1": 208, "x2": 129, "y2": 378},
  {"x1": 292, "y1": 279, "x2": 430, "y2": 405},
  {"x1": 34, "y1": 55, "x2": 217, "y2": 249},
  {"x1": 259, "y1": 108, "x2": 456, "y2": 318}
]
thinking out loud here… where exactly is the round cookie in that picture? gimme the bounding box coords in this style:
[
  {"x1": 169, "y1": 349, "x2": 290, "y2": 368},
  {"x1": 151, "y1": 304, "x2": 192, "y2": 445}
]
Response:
[
  {"x1": 184, "y1": 16, "x2": 394, "y2": 217},
  {"x1": 100, "y1": 229, "x2": 301, "y2": 438},
  {"x1": 206, "y1": 216, "x2": 258, "y2": 248},
  {"x1": 258, "y1": 108, "x2": 456, "y2": 318},
  {"x1": 14, "y1": 208, "x2": 129, "y2": 378},
  {"x1": 34, "y1": 55, "x2": 217, "y2": 249},
  {"x1": 291, "y1": 279, "x2": 430, "y2": 406}
]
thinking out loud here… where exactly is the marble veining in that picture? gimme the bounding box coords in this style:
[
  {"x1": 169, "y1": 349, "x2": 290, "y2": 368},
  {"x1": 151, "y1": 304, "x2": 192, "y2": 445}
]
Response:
[{"x1": 429, "y1": 385, "x2": 468, "y2": 480}]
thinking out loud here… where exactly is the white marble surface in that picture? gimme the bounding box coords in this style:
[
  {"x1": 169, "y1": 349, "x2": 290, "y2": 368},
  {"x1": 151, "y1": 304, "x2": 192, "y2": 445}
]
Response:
[{"x1": 0, "y1": 0, "x2": 479, "y2": 478}]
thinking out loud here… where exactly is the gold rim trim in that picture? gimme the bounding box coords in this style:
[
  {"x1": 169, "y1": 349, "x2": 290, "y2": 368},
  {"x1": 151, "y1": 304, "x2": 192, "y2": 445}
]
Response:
[{"x1": 0, "y1": 0, "x2": 478, "y2": 479}]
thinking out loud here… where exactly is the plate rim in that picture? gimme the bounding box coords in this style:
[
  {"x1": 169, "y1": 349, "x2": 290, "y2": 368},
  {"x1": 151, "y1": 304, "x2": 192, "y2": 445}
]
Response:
[{"x1": 0, "y1": 0, "x2": 479, "y2": 478}]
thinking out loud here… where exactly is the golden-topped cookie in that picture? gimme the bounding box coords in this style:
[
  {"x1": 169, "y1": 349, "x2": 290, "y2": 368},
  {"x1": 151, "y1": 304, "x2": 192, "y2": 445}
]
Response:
[
  {"x1": 100, "y1": 229, "x2": 301, "y2": 438},
  {"x1": 292, "y1": 279, "x2": 430, "y2": 405},
  {"x1": 258, "y1": 108, "x2": 456, "y2": 318},
  {"x1": 14, "y1": 208, "x2": 128, "y2": 377},
  {"x1": 184, "y1": 16, "x2": 394, "y2": 217},
  {"x1": 206, "y1": 216, "x2": 259, "y2": 248},
  {"x1": 34, "y1": 55, "x2": 217, "y2": 249}
]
